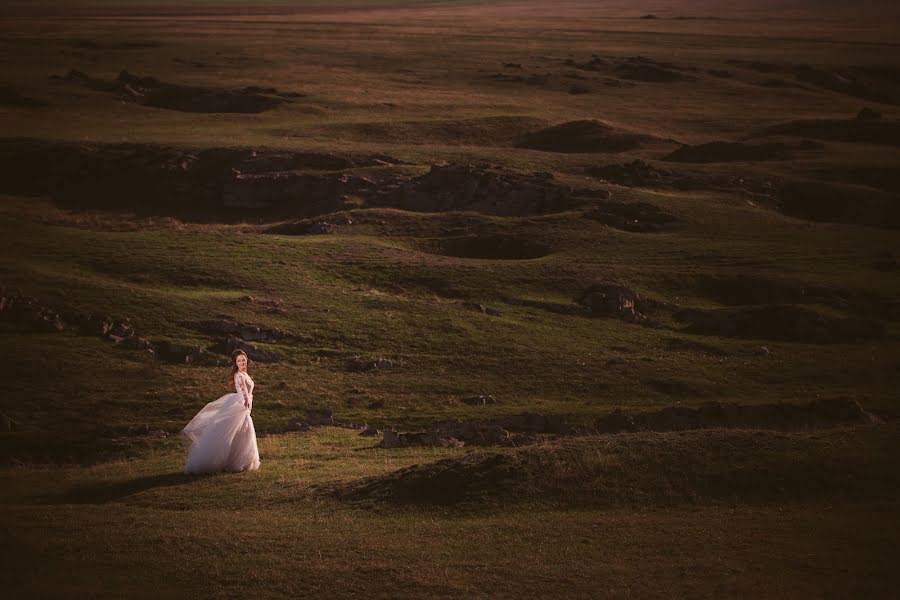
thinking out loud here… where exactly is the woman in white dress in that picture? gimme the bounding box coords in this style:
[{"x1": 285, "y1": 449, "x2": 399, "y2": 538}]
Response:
[{"x1": 181, "y1": 349, "x2": 261, "y2": 475}]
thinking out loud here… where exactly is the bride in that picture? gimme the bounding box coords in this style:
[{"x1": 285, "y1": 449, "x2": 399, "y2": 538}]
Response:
[{"x1": 181, "y1": 349, "x2": 261, "y2": 475}]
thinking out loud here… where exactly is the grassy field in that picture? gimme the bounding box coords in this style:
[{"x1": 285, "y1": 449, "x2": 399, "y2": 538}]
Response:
[{"x1": 1, "y1": 0, "x2": 899, "y2": 597}]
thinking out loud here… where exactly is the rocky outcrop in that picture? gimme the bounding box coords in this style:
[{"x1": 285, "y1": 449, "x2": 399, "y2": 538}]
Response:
[{"x1": 378, "y1": 163, "x2": 608, "y2": 216}]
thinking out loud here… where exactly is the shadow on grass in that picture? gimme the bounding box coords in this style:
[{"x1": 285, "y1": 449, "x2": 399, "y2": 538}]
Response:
[{"x1": 47, "y1": 472, "x2": 209, "y2": 505}]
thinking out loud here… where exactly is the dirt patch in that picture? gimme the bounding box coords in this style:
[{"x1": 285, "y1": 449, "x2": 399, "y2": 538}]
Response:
[
  {"x1": 377, "y1": 163, "x2": 608, "y2": 216},
  {"x1": 674, "y1": 304, "x2": 883, "y2": 343},
  {"x1": 517, "y1": 120, "x2": 662, "y2": 153},
  {"x1": 776, "y1": 179, "x2": 900, "y2": 229},
  {"x1": 664, "y1": 141, "x2": 791, "y2": 163},
  {"x1": 303, "y1": 116, "x2": 549, "y2": 147},
  {"x1": 765, "y1": 117, "x2": 900, "y2": 147},
  {"x1": 55, "y1": 69, "x2": 298, "y2": 113}
]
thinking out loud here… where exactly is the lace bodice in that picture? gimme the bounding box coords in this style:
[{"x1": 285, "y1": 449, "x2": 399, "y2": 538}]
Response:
[{"x1": 234, "y1": 371, "x2": 254, "y2": 405}]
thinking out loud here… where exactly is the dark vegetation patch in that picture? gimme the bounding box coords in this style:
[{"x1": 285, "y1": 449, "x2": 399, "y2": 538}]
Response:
[
  {"x1": 54, "y1": 69, "x2": 299, "y2": 113},
  {"x1": 376, "y1": 163, "x2": 609, "y2": 216},
  {"x1": 516, "y1": 120, "x2": 664, "y2": 153},
  {"x1": 415, "y1": 235, "x2": 552, "y2": 260},
  {"x1": 692, "y1": 273, "x2": 900, "y2": 320},
  {"x1": 776, "y1": 179, "x2": 900, "y2": 229},
  {"x1": 0, "y1": 85, "x2": 47, "y2": 108},
  {"x1": 664, "y1": 141, "x2": 792, "y2": 163},
  {"x1": 593, "y1": 398, "x2": 877, "y2": 433},
  {"x1": 765, "y1": 117, "x2": 900, "y2": 147},
  {"x1": 330, "y1": 412, "x2": 892, "y2": 509},
  {"x1": 674, "y1": 304, "x2": 884, "y2": 343},
  {"x1": 816, "y1": 166, "x2": 900, "y2": 194},
  {"x1": 303, "y1": 116, "x2": 549, "y2": 147}
]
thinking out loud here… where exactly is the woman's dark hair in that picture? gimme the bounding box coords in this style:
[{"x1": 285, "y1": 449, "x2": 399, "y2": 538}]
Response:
[{"x1": 230, "y1": 349, "x2": 249, "y2": 385}]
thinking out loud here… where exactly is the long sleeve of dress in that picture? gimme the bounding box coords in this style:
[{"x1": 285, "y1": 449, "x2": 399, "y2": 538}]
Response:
[{"x1": 235, "y1": 372, "x2": 252, "y2": 408}]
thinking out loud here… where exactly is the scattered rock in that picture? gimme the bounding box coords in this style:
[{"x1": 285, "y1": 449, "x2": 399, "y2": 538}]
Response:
[
  {"x1": 462, "y1": 394, "x2": 496, "y2": 406},
  {"x1": 0, "y1": 291, "x2": 66, "y2": 332},
  {"x1": 347, "y1": 357, "x2": 396, "y2": 372},
  {"x1": 575, "y1": 283, "x2": 646, "y2": 321},
  {"x1": 359, "y1": 425, "x2": 381, "y2": 436}
]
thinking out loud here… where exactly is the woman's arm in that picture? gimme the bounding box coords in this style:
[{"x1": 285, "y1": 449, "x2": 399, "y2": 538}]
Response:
[{"x1": 235, "y1": 373, "x2": 253, "y2": 409}]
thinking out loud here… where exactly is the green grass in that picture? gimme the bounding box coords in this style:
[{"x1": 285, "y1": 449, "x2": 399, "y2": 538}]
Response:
[{"x1": 1, "y1": 1, "x2": 899, "y2": 596}]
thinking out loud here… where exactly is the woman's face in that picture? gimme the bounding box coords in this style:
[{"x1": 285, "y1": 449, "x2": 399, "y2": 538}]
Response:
[{"x1": 235, "y1": 354, "x2": 247, "y2": 371}]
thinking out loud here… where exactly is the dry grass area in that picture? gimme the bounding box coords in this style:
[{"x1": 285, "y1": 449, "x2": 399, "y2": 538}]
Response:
[{"x1": 1, "y1": 1, "x2": 899, "y2": 597}]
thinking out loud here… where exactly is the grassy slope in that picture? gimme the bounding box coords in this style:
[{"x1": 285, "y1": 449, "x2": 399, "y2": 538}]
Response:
[{"x1": 1, "y1": 1, "x2": 899, "y2": 597}]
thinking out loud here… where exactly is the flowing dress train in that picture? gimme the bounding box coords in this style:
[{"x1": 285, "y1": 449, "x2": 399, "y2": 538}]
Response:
[{"x1": 181, "y1": 371, "x2": 260, "y2": 475}]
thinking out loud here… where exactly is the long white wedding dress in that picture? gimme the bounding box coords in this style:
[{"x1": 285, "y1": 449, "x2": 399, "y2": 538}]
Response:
[{"x1": 181, "y1": 371, "x2": 261, "y2": 475}]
